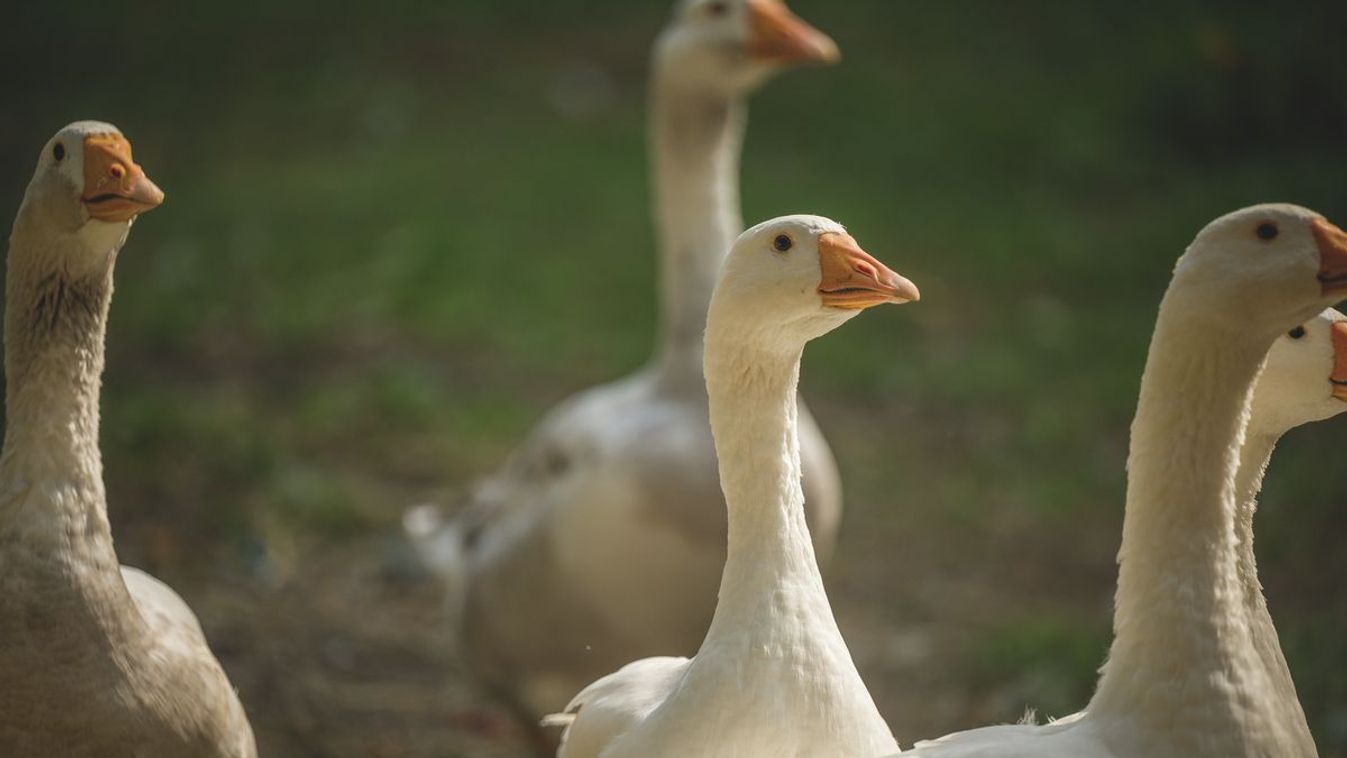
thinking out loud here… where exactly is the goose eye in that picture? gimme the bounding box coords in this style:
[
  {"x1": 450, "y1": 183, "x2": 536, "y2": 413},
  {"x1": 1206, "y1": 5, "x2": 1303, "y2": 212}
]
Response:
[
  {"x1": 52, "y1": 143, "x2": 65, "y2": 162},
  {"x1": 773, "y1": 234, "x2": 793, "y2": 253},
  {"x1": 705, "y1": 0, "x2": 729, "y2": 16},
  {"x1": 1288, "y1": 326, "x2": 1306, "y2": 340},
  {"x1": 1256, "y1": 222, "x2": 1279, "y2": 241}
]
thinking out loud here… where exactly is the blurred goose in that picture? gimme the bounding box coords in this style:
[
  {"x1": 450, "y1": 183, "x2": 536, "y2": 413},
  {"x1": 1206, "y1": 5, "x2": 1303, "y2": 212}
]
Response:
[
  {"x1": 897, "y1": 205, "x2": 1347, "y2": 758},
  {"x1": 406, "y1": 0, "x2": 843, "y2": 721},
  {"x1": 549, "y1": 216, "x2": 917, "y2": 758},
  {"x1": 0, "y1": 122, "x2": 256, "y2": 758}
]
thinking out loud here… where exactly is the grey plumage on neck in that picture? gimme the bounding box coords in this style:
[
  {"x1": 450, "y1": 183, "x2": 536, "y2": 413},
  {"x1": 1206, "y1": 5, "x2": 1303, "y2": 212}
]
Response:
[{"x1": 0, "y1": 121, "x2": 255, "y2": 758}]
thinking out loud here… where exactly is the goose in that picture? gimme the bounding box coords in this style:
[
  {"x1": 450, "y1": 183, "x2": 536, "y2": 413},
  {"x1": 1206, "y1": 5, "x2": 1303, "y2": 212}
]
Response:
[
  {"x1": 894, "y1": 204, "x2": 1347, "y2": 758},
  {"x1": 1235, "y1": 306, "x2": 1347, "y2": 732},
  {"x1": 405, "y1": 0, "x2": 844, "y2": 722},
  {"x1": 0, "y1": 122, "x2": 256, "y2": 758},
  {"x1": 549, "y1": 215, "x2": 918, "y2": 758}
]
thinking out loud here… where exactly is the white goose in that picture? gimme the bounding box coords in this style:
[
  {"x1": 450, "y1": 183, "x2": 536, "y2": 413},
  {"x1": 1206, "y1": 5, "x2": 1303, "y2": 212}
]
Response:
[
  {"x1": 897, "y1": 204, "x2": 1347, "y2": 758},
  {"x1": 1235, "y1": 306, "x2": 1347, "y2": 735},
  {"x1": 406, "y1": 0, "x2": 844, "y2": 721},
  {"x1": 0, "y1": 122, "x2": 256, "y2": 758},
  {"x1": 551, "y1": 215, "x2": 918, "y2": 758}
]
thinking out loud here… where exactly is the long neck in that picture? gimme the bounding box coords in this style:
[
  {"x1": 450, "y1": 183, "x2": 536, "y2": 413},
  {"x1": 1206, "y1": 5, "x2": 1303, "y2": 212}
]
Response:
[
  {"x1": 1232, "y1": 430, "x2": 1316, "y2": 745},
  {"x1": 702, "y1": 333, "x2": 829, "y2": 641},
  {"x1": 1091, "y1": 301, "x2": 1312, "y2": 753},
  {"x1": 1234, "y1": 432, "x2": 1278, "y2": 609},
  {"x1": 649, "y1": 74, "x2": 746, "y2": 385},
  {"x1": 0, "y1": 215, "x2": 118, "y2": 568},
  {"x1": 698, "y1": 326, "x2": 896, "y2": 753}
]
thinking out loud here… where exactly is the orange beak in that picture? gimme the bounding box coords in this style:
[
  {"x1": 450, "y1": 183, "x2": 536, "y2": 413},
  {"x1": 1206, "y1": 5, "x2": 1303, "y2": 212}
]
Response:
[
  {"x1": 81, "y1": 133, "x2": 164, "y2": 223},
  {"x1": 817, "y1": 232, "x2": 919, "y2": 309},
  {"x1": 1313, "y1": 218, "x2": 1347, "y2": 297},
  {"x1": 1332, "y1": 320, "x2": 1347, "y2": 402},
  {"x1": 746, "y1": 0, "x2": 840, "y2": 65}
]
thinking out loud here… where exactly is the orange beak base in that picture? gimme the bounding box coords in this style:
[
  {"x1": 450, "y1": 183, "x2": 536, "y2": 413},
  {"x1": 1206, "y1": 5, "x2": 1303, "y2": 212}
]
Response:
[
  {"x1": 1313, "y1": 218, "x2": 1347, "y2": 297},
  {"x1": 1332, "y1": 320, "x2": 1347, "y2": 402},
  {"x1": 746, "y1": 0, "x2": 840, "y2": 65},
  {"x1": 81, "y1": 134, "x2": 164, "y2": 223},
  {"x1": 817, "y1": 231, "x2": 920, "y2": 310}
]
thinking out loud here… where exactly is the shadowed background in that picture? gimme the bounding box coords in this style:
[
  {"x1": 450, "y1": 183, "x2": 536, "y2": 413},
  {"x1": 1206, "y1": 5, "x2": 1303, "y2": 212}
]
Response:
[{"x1": 3, "y1": 1, "x2": 1346, "y2": 755}]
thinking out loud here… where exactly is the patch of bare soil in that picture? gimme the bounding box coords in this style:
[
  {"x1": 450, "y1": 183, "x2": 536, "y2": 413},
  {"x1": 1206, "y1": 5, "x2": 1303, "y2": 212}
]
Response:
[{"x1": 193, "y1": 541, "x2": 536, "y2": 758}]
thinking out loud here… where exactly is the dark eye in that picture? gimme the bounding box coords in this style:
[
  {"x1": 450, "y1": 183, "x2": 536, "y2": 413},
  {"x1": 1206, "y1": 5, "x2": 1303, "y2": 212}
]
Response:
[
  {"x1": 705, "y1": 0, "x2": 729, "y2": 16},
  {"x1": 1288, "y1": 325, "x2": 1306, "y2": 340},
  {"x1": 1256, "y1": 222, "x2": 1279, "y2": 241},
  {"x1": 773, "y1": 234, "x2": 793, "y2": 253},
  {"x1": 52, "y1": 143, "x2": 65, "y2": 162}
]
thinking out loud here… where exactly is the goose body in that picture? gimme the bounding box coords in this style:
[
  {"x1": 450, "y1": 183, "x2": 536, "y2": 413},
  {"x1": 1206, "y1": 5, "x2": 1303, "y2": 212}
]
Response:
[
  {"x1": 553, "y1": 216, "x2": 917, "y2": 758},
  {"x1": 0, "y1": 122, "x2": 256, "y2": 758},
  {"x1": 897, "y1": 205, "x2": 1347, "y2": 758},
  {"x1": 407, "y1": 0, "x2": 845, "y2": 719}
]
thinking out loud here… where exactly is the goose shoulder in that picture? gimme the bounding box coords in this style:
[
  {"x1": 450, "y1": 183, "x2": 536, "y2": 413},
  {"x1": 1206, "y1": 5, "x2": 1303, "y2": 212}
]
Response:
[
  {"x1": 552, "y1": 656, "x2": 691, "y2": 758},
  {"x1": 462, "y1": 372, "x2": 729, "y2": 657},
  {"x1": 903, "y1": 715, "x2": 1115, "y2": 758},
  {"x1": 120, "y1": 566, "x2": 209, "y2": 640},
  {"x1": 120, "y1": 566, "x2": 257, "y2": 758},
  {"x1": 473, "y1": 370, "x2": 839, "y2": 557},
  {"x1": 471, "y1": 369, "x2": 725, "y2": 549}
]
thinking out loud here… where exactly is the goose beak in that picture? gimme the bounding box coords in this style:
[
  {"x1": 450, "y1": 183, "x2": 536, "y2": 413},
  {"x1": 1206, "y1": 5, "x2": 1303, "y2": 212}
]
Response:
[
  {"x1": 817, "y1": 232, "x2": 920, "y2": 309},
  {"x1": 1332, "y1": 320, "x2": 1347, "y2": 402},
  {"x1": 81, "y1": 134, "x2": 164, "y2": 223},
  {"x1": 746, "y1": 0, "x2": 840, "y2": 65},
  {"x1": 1313, "y1": 218, "x2": 1347, "y2": 297}
]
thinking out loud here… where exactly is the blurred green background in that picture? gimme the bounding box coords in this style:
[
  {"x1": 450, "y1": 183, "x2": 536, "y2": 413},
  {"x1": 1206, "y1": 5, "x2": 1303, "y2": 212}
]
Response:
[{"x1": 3, "y1": 1, "x2": 1346, "y2": 756}]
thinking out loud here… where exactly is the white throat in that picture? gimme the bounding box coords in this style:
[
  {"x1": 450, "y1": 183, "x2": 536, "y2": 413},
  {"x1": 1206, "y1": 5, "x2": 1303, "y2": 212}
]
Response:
[
  {"x1": 704, "y1": 338, "x2": 818, "y2": 612},
  {"x1": 685, "y1": 322, "x2": 896, "y2": 754}
]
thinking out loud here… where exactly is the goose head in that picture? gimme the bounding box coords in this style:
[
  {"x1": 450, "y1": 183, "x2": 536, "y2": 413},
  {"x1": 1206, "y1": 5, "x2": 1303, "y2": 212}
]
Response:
[
  {"x1": 709, "y1": 215, "x2": 919, "y2": 348},
  {"x1": 656, "y1": 0, "x2": 839, "y2": 94},
  {"x1": 1251, "y1": 309, "x2": 1347, "y2": 436},
  {"x1": 18, "y1": 122, "x2": 164, "y2": 253},
  {"x1": 1174, "y1": 204, "x2": 1347, "y2": 337}
]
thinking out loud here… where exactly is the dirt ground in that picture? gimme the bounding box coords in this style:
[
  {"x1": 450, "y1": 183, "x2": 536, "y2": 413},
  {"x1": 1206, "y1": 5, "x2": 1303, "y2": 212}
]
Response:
[
  {"x1": 164, "y1": 411, "x2": 1122, "y2": 758},
  {"x1": 150, "y1": 395, "x2": 1343, "y2": 758},
  {"x1": 190, "y1": 539, "x2": 533, "y2": 758}
]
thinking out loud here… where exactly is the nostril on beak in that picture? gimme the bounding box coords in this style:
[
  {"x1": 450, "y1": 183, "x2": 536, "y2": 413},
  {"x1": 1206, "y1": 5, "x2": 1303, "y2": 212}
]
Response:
[{"x1": 854, "y1": 261, "x2": 878, "y2": 282}]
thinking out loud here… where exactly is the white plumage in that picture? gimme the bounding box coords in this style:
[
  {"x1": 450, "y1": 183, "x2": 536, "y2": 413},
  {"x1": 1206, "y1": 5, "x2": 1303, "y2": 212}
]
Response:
[
  {"x1": 896, "y1": 205, "x2": 1347, "y2": 758},
  {"x1": 406, "y1": 0, "x2": 845, "y2": 723},
  {"x1": 554, "y1": 215, "x2": 918, "y2": 758}
]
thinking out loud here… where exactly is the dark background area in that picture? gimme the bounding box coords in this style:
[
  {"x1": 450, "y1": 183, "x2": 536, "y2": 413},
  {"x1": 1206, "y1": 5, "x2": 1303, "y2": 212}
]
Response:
[{"x1": 3, "y1": 1, "x2": 1346, "y2": 755}]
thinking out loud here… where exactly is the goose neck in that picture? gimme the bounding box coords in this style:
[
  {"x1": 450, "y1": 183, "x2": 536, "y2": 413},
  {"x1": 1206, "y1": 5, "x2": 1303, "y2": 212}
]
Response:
[
  {"x1": 649, "y1": 75, "x2": 746, "y2": 378},
  {"x1": 703, "y1": 333, "x2": 826, "y2": 632},
  {"x1": 1090, "y1": 300, "x2": 1309, "y2": 752},
  {"x1": 1231, "y1": 430, "x2": 1316, "y2": 746},
  {"x1": 1233, "y1": 431, "x2": 1279, "y2": 600},
  {"x1": 1, "y1": 218, "x2": 117, "y2": 558}
]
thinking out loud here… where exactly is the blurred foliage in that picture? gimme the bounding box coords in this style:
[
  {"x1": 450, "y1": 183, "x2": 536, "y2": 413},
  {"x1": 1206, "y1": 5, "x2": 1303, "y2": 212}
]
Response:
[
  {"x1": 967, "y1": 615, "x2": 1111, "y2": 720},
  {"x1": 2, "y1": 0, "x2": 1346, "y2": 755}
]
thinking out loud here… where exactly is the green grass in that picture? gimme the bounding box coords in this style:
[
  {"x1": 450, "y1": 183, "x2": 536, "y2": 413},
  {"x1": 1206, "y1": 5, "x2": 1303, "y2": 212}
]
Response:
[
  {"x1": 3, "y1": 0, "x2": 1347, "y2": 754},
  {"x1": 967, "y1": 615, "x2": 1112, "y2": 720}
]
